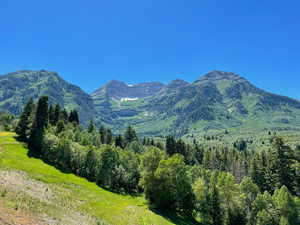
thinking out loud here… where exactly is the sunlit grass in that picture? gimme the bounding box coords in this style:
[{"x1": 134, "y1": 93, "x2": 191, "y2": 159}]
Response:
[{"x1": 0, "y1": 132, "x2": 181, "y2": 225}]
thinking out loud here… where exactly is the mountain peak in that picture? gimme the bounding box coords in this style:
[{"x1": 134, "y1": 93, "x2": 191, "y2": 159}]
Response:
[
  {"x1": 92, "y1": 80, "x2": 165, "y2": 100},
  {"x1": 105, "y1": 80, "x2": 127, "y2": 88},
  {"x1": 196, "y1": 70, "x2": 245, "y2": 83},
  {"x1": 167, "y1": 79, "x2": 189, "y2": 89},
  {"x1": 2, "y1": 70, "x2": 59, "y2": 79}
]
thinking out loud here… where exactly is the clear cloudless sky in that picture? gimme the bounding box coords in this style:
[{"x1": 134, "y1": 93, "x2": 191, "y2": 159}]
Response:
[{"x1": 1, "y1": 0, "x2": 300, "y2": 98}]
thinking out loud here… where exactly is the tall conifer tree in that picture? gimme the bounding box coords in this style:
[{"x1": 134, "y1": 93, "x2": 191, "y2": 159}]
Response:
[
  {"x1": 16, "y1": 98, "x2": 34, "y2": 141},
  {"x1": 29, "y1": 96, "x2": 49, "y2": 154}
]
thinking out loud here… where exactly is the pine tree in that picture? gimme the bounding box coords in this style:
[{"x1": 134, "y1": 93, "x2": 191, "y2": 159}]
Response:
[
  {"x1": 268, "y1": 137, "x2": 295, "y2": 194},
  {"x1": 61, "y1": 109, "x2": 69, "y2": 123},
  {"x1": 124, "y1": 126, "x2": 138, "y2": 144},
  {"x1": 73, "y1": 110, "x2": 79, "y2": 124},
  {"x1": 53, "y1": 104, "x2": 61, "y2": 125},
  {"x1": 48, "y1": 105, "x2": 56, "y2": 125},
  {"x1": 85, "y1": 149, "x2": 98, "y2": 181},
  {"x1": 88, "y1": 120, "x2": 95, "y2": 133},
  {"x1": 99, "y1": 125, "x2": 106, "y2": 144},
  {"x1": 56, "y1": 120, "x2": 65, "y2": 134},
  {"x1": 69, "y1": 109, "x2": 80, "y2": 124},
  {"x1": 68, "y1": 110, "x2": 74, "y2": 123},
  {"x1": 166, "y1": 136, "x2": 176, "y2": 155},
  {"x1": 15, "y1": 98, "x2": 34, "y2": 141},
  {"x1": 29, "y1": 96, "x2": 49, "y2": 154},
  {"x1": 106, "y1": 128, "x2": 113, "y2": 144},
  {"x1": 209, "y1": 184, "x2": 223, "y2": 225},
  {"x1": 115, "y1": 135, "x2": 124, "y2": 148}
]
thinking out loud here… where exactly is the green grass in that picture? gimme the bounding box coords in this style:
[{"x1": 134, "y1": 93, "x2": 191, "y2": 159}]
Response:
[{"x1": 0, "y1": 132, "x2": 195, "y2": 225}]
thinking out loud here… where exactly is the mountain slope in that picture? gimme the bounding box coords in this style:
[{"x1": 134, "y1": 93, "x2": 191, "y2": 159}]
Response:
[
  {"x1": 93, "y1": 70, "x2": 300, "y2": 136},
  {"x1": 1, "y1": 69, "x2": 300, "y2": 136},
  {"x1": 0, "y1": 132, "x2": 190, "y2": 225},
  {"x1": 0, "y1": 70, "x2": 95, "y2": 123},
  {"x1": 92, "y1": 80, "x2": 165, "y2": 125}
]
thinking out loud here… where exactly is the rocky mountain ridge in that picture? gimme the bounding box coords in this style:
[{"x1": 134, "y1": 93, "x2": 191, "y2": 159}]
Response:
[{"x1": 1, "y1": 70, "x2": 300, "y2": 136}]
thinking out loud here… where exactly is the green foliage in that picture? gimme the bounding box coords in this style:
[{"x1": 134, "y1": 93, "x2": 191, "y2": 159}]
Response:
[
  {"x1": 240, "y1": 176, "x2": 260, "y2": 223},
  {"x1": 0, "y1": 70, "x2": 95, "y2": 124},
  {"x1": 267, "y1": 137, "x2": 296, "y2": 194},
  {"x1": 56, "y1": 120, "x2": 65, "y2": 134},
  {"x1": 69, "y1": 109, "x2": 80, "y2": 124},
  {"x1": 54, "y1": 103, "x2": 61, "y2": 125},
  {"x1": 11, "y1": 97, "x2": 300, "y2": 224},
  {"x1": 0, "y1": 132, "x2": 179, "y2": 225},
  {"x1": 88, "y1": 120, "x2": 95, "y2": 133},
  {"x1": 115, "y1": 134, "x2": 124, "y2": 148},
  {"x1": 29, "y1": 96, "x2": 49, "y2": 153},
  {"x1": 233, "y1": 139, "x2": 247, "y2": 151},
  {"x1": 208, "y1": 184, "x2": 223, "y2": 225},
  {"x1": 84, "y1": 148, "x2": 98, "y2": 181},
  {"x1": 124, "y1": 125, "x2": 138, "y2": 145},
  {"x1": 141, "y1": 153, "x2": 194, "y2": 215},
  {"x1": 253, "y1": 186, "x2": 300, "y2": 225},
  {"x1": 15, "y1": 98, "x2": 34, "y2": 141},
  {"x1": 97, "y1": 146, "x2": 119, "y2": 188},
  {"x1": 0, "y1": 112, "x2": 16, "y2": 131},
  {"x1": 99, "y1": 125, "x2": 113, "y2": 144}
]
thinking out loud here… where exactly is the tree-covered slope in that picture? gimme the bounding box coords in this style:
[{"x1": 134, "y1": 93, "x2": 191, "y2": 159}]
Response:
[
  {"x1": 0, "y1": 132, "x2": 187, "y2": 225},
  {"x1": 0, "y1": 70, "x2": 95, "y2": 123},
  {"x1": 2, "y1": 69, "x2": 300, "y2": 136},
  {"x1": 93, "y1": 71, "x2": 300, "y2": 136}
]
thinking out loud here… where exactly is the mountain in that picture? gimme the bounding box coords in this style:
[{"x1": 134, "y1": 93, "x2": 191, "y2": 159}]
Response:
[
  {"x1": 91, "y1": 80, "x2": 165, "y2": 124},
  {"x1": 93, "y1": 70, "x2": 300, "y2": 136},
  {"x1": 92, "y1": 80, "x2": 165, "y2": 100},
  {"x1": 0, "y1": 70, "x2": 95, "y2": 123},
  {"x1": 1, "y1": 69, "x2": 300, "y2": 136}
]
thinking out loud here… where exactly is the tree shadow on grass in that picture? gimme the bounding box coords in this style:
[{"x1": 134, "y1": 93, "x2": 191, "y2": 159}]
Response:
[
  {"x1": 97, "y1": 185, "x2": 142, "y2": 197},
  {"x1": 24, "y1": 144, "x2": 73, "y2": 175},
  {"x1": 150, "y1": 208, "x2": 202, "y2": 225}
]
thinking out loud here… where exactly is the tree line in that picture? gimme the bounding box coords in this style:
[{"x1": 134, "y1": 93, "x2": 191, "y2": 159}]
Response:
[{"x1": 15, "y1": 96, "x2": 300, "y2": 225}]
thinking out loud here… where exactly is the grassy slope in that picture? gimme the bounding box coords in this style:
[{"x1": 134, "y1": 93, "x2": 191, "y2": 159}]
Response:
[{"x1": 0, "y1": 132, "x2": 193, "y2": 225}]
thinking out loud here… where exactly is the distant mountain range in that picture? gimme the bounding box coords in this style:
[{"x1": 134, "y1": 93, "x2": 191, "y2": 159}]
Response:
[{"x1": 1, "y1": 70, "x2": 300, "y2": 136}]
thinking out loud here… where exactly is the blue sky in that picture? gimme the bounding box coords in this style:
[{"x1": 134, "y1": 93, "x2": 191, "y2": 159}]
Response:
[{"x1": 1, "y1": 0, "x2": 300, "y2": 98}]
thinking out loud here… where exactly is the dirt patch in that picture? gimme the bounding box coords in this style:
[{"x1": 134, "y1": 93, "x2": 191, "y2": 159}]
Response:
[
  {"x1": 0, "y1": 170, "x2": 105, "y2": 225},
  {"x1": 0, "y1": 206, "x2": 47, "y2": 225},
  {"x1": 0, "y1": 170, "x2": 53, "y2": 203}
]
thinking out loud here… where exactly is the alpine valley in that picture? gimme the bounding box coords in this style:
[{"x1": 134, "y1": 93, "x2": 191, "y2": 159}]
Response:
[{"x1": 1, "y1": 70, "x2": 300, "y2": 137}]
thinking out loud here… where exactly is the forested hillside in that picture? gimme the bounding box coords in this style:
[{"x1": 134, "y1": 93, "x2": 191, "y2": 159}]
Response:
[
  {"x1": 2, "y1": 70, "x2": 300, "y2": 137},
  {"x1": 2, "y1": 96, "x2": 299, "y2": 225},
  {"x1": 0, "y1": 70, "x2": 95, "y2": 123}
]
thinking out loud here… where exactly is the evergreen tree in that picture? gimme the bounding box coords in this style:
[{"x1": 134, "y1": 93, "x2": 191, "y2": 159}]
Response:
[
  {"x1": 48, "y1": 104, "x2": 56, "y2": 125},
  {"x1": 106, "y1": 128, "x2": 113, "y2": 144},
  {"x1": 69, "y1": 109, "x2": 79, "y2": 124},
  {"x1": 29, "y1": 96, "x2": 49, "y2": 154},
  {"x1": 124, "y1": 126, "x2": 138, "y2": 144},
  {"x1": 208, "y1": 184, "x2": 223, "y2": 225},
  {"x1": 56, "y1": 120, "x2": 65, "y2": 134},
  {"x1": 115, "y1": 135, "x2": 124, "y2": 148},
  {"x1": 73, "y1": 110, "x2": 79, "y2": 124},
  {"x1": 53, "y1": 103, "x2": 61, "y2": 125},
  {"x1": 166, "y1": 136, "x2": 176, "y2": 155},
  {"x1": 85, "y1": 149, "x2": 98, "y2": 181},
  {"x1": 250, "y1": 156, "x2": 265, "y2": 191},
  {"x1": 273, "y1": 186, "x2": 299, "y2": 225},
  {"x1": 268, "y1": 137, "x2": 295, "y2": 194},
  {"x1": 61, "y1": 109, "x2": 69, "y2": 123},
  {"x1": 99, "y1": 125, "x2": 106, "y2": 144},
  {"x1": 88, "y1": 120, "x2": 95, "y2": 133},
  {"x1": 97, "y1": 147, "x2": 119, "y2": 187},
  {"x1": 15, "y1": 98, "x2": 34, "y2": 141}
]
